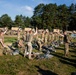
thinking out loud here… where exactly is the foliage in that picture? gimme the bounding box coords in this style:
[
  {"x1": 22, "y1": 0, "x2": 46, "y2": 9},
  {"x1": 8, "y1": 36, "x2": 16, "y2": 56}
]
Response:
[
  {"x1": 0, "y1": 14, "x2": 13, "y2": 29},
  {"x1": 0, "y1": 3, "x2": 76, "y2": 30},
  {"x1": 32, "y1": 3, "x2": 76, "y2": 31},
  {"x1": 14, "y1": 15, "x2": 25, "y2": 28}
]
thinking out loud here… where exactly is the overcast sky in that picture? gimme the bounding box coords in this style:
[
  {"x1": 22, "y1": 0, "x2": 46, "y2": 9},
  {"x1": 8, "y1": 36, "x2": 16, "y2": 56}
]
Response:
[{"x1": 0, "y1": 0, "x2": 76, "y2": 20}]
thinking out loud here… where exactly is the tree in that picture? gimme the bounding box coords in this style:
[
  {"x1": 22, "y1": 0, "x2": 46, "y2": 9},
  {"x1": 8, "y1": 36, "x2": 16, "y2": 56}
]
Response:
[
  {"x1": 32, "y1": 3, "x2": 45, "y2": 29},
  {"x1": 69, "y1": 3, "x2": 76, "y2": 13},
  {"x1": 68, "y1": 3, "x2": 76, "y2": 30},
  {"x1": 57, "y1": 4, "x2": 69, "y2": 31},
  {"x1": 14, "y1": 15, "x2": 24, "y2": 28},
  {"x1": 0, "y1": 14, "x2": 13, "y2": 29},
  {"x1": 69, "y1": 12, "x2": 76, "y2": 30},
  {"x1": 14, "y1": 15, "x2": 32, "y2": 29},
  {"x1": 0, "y1": 3, "x2": 76, "y2": 31},
  {"x1": 42, "y1": 3, "x2": 58, "y2": 31},
  {"x1": 24, "y1": 17, "x2": 31, "y2": 28}
]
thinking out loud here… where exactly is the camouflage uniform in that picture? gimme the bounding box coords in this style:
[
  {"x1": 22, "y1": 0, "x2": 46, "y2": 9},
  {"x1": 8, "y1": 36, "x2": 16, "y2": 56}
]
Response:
[
  {"x1": 35, "y1": 31, "x2": 44, "y2": 51},
  {"x1": 0, "y1": 29, "x2": 7, "y2": 47},
  {"x1": 41, "y1": 31, "x2": 45, "y2": 43},
  {"x1": 24, "y1": 28, "x2": 37, "y2": 59},
  {"x1": 17, "y1": 29, "x2": 21, "y2": 41},
  {"x1": 24, "y1": 31, "x2": 32, "y2": 59},
  {"x1": 44, "y1": 32, "x2": 48, "y2": 45},
  {"x1": 51, "y1": 33, "x2": 55, "y2": 42},
  {"x1": 36, "y1": 37, "x2": 42, "y2": 51},
  {"x1": 64, "y1": 32, "x2": 70, "y2": 56}
]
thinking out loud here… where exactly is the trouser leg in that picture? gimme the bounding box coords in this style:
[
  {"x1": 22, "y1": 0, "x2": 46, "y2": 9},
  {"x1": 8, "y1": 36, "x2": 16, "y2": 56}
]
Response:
[
  {"x1": 0, "y1": 39, "x2": 6, "y2": 47},
  {"x1": 24, "y1": 45, "x2": 28, "y2": 57},
  {"x1": 64, "y1": 43, "x2": 69, "y2": 56},
  {"x1": 28, "y1": 42, "x2": 32, "y2": 59},
  {"x1": 36, "y1": 41, "x2": 42, "y2": 51}
]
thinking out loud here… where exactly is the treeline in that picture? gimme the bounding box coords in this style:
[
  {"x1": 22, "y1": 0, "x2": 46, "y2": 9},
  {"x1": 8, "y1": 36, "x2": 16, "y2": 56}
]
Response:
[{"x1": 0, "y1": 3, "x2": 76, "y2": 31}]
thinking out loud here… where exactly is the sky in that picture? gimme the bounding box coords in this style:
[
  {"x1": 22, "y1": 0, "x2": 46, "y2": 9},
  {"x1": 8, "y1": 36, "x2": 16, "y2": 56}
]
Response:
[{"x1": 0, "y1": 0, "x2": 76, "y2": 20}]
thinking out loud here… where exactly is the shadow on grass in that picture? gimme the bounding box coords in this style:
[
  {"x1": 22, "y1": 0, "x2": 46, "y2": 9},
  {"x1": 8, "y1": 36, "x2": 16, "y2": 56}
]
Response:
[
  {"x1": 35, "y1": 66, "x2": 58, "y2": 75},
  {"x1": 69, "y1": 50, "x2": 76, "y2": 53},
  {"x1": 55, "y1": 47, "x2": 64, "y2": 50},
  {"x1": 50, "y1": 52, "x2": 76, "y2": 67},
  {"x1": 60, "y1": 59, "x2": 76, "y2": 67},
  {"x1": 71, "y1": 55, "x2": 76, "y2": 57}
]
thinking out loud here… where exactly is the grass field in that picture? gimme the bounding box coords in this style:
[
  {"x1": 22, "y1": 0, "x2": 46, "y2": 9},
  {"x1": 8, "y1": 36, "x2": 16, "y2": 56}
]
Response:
[
  {"x1": 0, "y1": 36, "x2": 76, "y2": 75},
  {"x1": 4, "y1": 36, "x2": 17, "y2": 43}
]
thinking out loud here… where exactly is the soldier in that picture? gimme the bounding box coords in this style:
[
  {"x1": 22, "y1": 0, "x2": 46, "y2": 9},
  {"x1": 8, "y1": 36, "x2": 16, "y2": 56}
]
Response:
[
  {"x1": 17, "y1": 28, "x2": 21, "y2": 41},
  {"x1": 48, "y1": 32, "x2": 52, "y2": 45},
  {"x1": 44, "y1": 29, "x2": 49, "y2": 45},
  {"x1": 41, "y1": 30, "x2": 45, "y2": 43},
  {"x1": 64, "y1": 31, "x2": 70, "y2": 56},
  {"x1": 24, "y1": 27, "x2": 37, "y2": 59},
  {"x1": 51, "y1": 32, "x2": 55, "y2": 43},
  {"x1": 58, "y1": 31, "x2": 70, "y2": 57},
  {"x1": 36, "y1": 30, "x2": 45, "y2": 51},
  {"x1": 22, "y1": 31, "x2": 26, "y2": 41},
  {"x1": 0, "y1": 27, "x2": 7, "y2": 48},
  {"x1": 48, "y1": 32, "x2": 52, "y2": 43},
  {"x1": 36, "y1": 37, "x2": 43, "y2": 51},
  {"x1": 18, "y1": 38, "x2": 25, "y2": 48}
]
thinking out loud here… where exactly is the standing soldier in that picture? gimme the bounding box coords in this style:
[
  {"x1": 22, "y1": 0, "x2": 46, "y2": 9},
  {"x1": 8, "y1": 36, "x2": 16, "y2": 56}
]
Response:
[
  {"x1": 40, "y1": 30, "x2": 45, "y2": 43},
  {"x1": 51, "y1": 32, "x2": 55, "y2": 43},
  {"x1": 48, "y1": 32, "x2": 52, "y2": 45},
  {"x1": 48, "y1": 32, "x2": 52, "y2": 43},
  {"x1": 55, "y1": 32, "x2": 59, "y2": 42},
  {"x1": 23, "y1": 31, "x2": 26, "y2": 41},
  {"x1": 17, "y1": 27, "x2": 21, "y2": 41},
  {"x1": 44, "y1": 29, "x2": 49, "y2": 45},
  {"x1": 58, "y1": 31, "x2": 70, "y2": 57},
  {"x1": 63, "y1": 31, "x2": 70, "y2": 56},
  {"x1": 24, "y1": 27, "x2": 37, "y2": 59}
]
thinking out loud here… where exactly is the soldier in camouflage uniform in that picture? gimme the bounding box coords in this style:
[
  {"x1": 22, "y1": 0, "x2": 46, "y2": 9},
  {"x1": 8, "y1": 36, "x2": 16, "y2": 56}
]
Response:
[
  {"x1": 51, "y1": 32, "x2": 55, "y2": 43},
  {"x1": 44, "y1": 30, "x2": 49, "y2": 45},
  {"x1": 58, "y1": 31, "x2": 71, "y2": 56},
  {"x1": 17, "y1": 28, "x2": 21, "y2": 41},
  {"x1": 0, "y1": 28, "x2": 7, "y2": 48},
  {"x1": 24, "y1": 28, "x2": 37, "y2": 59}
]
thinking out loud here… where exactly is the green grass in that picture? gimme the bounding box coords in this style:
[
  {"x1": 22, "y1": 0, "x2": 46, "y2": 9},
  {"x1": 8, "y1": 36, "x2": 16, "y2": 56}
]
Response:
[
  {"x1": 0, "y1": 36, "x2": 76, "y2": 75},
  {"x1": 4, "y1": 37, "x2": 17, "y2": 43},
  {"x1": 0, "y1": 47, "x2": 76, "y2": 75}
]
